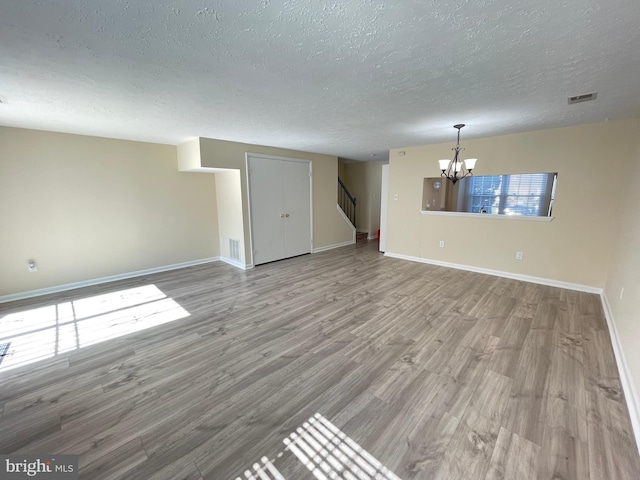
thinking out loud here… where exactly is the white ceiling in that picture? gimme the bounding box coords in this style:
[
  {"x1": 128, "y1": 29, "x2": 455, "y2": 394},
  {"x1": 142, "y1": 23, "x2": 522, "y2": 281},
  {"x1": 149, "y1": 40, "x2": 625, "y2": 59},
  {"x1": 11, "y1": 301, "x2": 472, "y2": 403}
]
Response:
[{"x1": 1, "y1": 0, "x2": 639, "y2": 161}]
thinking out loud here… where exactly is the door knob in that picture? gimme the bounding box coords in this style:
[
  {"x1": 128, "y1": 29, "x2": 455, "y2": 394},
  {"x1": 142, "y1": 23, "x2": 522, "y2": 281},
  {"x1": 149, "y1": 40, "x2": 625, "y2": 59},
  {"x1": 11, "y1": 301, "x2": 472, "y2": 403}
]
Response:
[
  {"x1": 285, "y1": 213, "x2": 290, "y2": 217},
  {"x1": 280, "y1": 213, "x2": 285, "y2": 218}
]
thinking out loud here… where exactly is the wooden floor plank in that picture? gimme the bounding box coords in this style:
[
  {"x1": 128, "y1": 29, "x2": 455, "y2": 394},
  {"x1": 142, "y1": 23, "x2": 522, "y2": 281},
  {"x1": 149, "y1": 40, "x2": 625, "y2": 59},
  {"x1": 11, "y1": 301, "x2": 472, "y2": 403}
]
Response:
[
  {"x1": 400, "y1": 410, "x2": 460, "y2": 479},
  {"x1": 537, "y1": 425, "x2": 589, "y2": 480},
  {"x1": 0, "y1": 240, "x2": 638, "y2": 479},
  {"x1": 484, "y1": 428, "x2": 539, "y2": 480}
]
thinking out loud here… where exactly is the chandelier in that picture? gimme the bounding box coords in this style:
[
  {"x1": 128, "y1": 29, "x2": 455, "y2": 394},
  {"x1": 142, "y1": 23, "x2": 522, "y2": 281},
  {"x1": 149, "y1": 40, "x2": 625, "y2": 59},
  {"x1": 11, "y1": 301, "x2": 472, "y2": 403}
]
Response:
[{"x1": 438, "y1": 124, "x2": 477, "y2": 184}]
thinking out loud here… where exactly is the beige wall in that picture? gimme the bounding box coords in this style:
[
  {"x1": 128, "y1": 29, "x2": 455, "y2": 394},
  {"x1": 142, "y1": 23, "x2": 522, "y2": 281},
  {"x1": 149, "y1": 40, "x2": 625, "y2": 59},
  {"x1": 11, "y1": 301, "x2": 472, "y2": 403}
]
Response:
[
  {"x1": 343, "y1": 161, "x2": 370, "y2": 233},
  {"x1": 387, "y1": 120, "x2": 638, "y2": 288},
  {"x1": 181, "y1": 137, "x2": 353, "y2": 264},
  {"x1": 604, "y1": 123, "x2": 640, "y2": 411},
  {"x1": 215, "y1": 170, "x2": 246, "y2": 264},
  {"x1": 177, "y1": 138, "x2": 202, "y2": 171},
  {"x1": 338, "y1": 158, "x2": 347, "y2": 180},
  {"x1": 342, "y1": 160, "x2": 384, "y2": 237},
  {"x1": 0, "y1": 127, "x2": 219, "y2": 297}
]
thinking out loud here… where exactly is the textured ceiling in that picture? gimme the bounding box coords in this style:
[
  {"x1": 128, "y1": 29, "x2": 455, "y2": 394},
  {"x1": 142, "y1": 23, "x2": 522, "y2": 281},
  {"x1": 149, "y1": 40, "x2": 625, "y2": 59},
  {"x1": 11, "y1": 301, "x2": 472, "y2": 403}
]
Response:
[{"x1": 1, "y1": 0, "x2": 639, "y2": 161}]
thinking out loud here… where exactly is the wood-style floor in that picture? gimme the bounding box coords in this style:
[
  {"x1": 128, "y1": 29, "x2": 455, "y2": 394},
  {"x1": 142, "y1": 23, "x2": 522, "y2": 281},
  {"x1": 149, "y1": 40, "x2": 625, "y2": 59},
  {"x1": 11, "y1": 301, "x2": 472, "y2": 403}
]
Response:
[{"x1": 1, "y1": 240, "x2": 639, "y2": 479}]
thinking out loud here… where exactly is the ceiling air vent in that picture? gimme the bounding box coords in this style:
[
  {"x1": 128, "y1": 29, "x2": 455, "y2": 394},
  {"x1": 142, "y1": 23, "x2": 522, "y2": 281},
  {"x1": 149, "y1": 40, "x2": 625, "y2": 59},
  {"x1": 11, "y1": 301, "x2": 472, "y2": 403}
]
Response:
[{"x1": 568, "y1": 92, "x2": 597, "y2": 105}]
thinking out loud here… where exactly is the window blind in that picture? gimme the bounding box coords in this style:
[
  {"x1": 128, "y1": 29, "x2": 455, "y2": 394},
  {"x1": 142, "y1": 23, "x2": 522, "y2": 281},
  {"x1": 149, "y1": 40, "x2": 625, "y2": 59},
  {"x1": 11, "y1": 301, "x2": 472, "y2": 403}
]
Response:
[{"x1": 465, "y1": 173, "x2": 556, "y2": 216}]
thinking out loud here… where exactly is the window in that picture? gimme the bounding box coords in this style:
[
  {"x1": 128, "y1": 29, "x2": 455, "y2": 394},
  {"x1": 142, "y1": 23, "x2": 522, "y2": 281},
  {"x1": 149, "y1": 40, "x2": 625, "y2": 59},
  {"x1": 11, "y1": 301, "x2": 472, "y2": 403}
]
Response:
[{"x1": 465, "y1": 173, "x2": 557, "y2": 216}]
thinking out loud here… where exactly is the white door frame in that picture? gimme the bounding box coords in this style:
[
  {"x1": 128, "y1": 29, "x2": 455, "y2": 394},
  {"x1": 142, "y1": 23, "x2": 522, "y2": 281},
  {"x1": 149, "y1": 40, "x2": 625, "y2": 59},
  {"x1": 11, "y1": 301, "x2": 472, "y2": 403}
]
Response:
[
  {"x1": 380, "y1": 164, "x2": 389, "y2": 252},
  {"x1": 245, "y1": 153, "x2": 313, "y2": 267}
]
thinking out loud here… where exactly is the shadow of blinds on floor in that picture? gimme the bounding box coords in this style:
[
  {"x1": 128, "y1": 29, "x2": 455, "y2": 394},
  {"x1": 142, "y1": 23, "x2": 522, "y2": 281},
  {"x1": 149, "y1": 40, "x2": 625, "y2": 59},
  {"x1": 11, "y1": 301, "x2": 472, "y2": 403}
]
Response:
[{"x1": 236, "y1": 413, "x2": 401, "y2": 480}]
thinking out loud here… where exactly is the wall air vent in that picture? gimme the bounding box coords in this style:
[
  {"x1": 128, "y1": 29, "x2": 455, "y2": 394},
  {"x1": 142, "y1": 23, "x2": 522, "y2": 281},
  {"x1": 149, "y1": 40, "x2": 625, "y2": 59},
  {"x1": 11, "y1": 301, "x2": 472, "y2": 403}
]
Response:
[
  {"x1": 229, "y1": 239, "x2": 241, "y2": 261},
  {"x1": 568, "y1": 92, "x2": 597, "y2": 104}
]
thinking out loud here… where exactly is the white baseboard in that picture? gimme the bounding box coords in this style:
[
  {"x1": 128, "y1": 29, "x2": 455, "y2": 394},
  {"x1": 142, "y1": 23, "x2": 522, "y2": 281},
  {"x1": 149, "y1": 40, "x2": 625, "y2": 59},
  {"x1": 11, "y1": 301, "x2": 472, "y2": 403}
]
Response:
[
  {"x1": 312, "y1": 240, "x2": 356, "y2": 253},
  {"x1": 219, "y1": 257, "x2": 253, "y2": 270},
  {"x1": 600, "y1": 293, "x2": 640, "y2": 455},
  {"x1": 0, "y1": 257, "x2": 220, "y2": 304},
  {"x1": 367, "y1": 233, "x2": 379, "y2": 240},
  {"x1": 383, "y1": 252, "x2": 602, "y2": 294}
]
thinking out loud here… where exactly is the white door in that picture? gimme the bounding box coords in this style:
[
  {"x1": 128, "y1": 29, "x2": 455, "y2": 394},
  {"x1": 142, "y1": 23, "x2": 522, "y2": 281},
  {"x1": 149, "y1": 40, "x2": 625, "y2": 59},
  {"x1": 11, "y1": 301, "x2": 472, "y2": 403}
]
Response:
[
  {"x1": 282, "y1": 159, "x2": 312, "y2": 258},
  {"x1": 249, "y1": 157, "x2": 286, "y2": 265},
  {"x1": 248, "y1": 155, "x2": 312, "y2": 265},
  {"x1": 379, "y1": 164, "x2": 389, "y2": 252}
]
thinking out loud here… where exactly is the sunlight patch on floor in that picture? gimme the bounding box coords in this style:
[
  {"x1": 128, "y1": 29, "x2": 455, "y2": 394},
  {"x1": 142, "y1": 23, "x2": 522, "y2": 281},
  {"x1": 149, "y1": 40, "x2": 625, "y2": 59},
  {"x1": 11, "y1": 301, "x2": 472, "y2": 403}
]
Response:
[
  {"x1": 0, "y1": 285, "x2": 189, "y2": 372},
  {"x1": 236, "y1": 413, "x2": 401, "y2": 480}
]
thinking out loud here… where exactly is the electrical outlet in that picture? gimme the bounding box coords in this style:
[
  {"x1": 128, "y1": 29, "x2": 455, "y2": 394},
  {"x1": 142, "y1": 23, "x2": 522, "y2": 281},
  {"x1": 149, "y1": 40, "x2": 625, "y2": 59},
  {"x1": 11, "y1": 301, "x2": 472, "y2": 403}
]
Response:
[
  {"x1": 439, "y1": 240, "x2": 445, "y2": 248},
  {"x1": 27, "y1": 259, "x2": 38, "y2": 272},
  {"x1": 515, "y1": 251, "x2": 523, "y2": 260}
]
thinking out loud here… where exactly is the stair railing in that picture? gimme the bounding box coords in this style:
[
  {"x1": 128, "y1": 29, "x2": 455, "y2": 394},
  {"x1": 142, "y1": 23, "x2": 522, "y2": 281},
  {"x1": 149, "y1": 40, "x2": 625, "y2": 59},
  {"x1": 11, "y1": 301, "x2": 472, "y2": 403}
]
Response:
[{"x1": 338, "y1": 178, "x2": 356, "y2": 227}]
